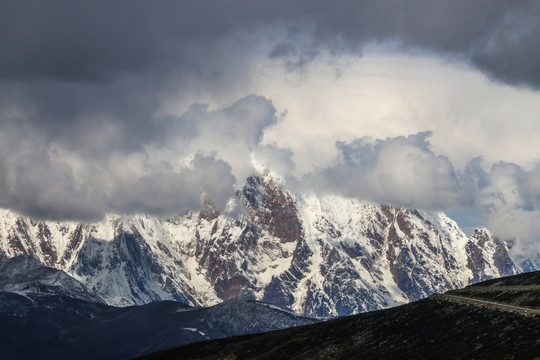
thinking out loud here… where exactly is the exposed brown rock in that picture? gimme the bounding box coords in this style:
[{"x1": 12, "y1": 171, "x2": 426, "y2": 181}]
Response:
[
  {"x1": 493, "y1": 239, "x2": 518, "y2": 277},
  {"x1": 396, "y1": 211, "x2": 412, "y2": 238},
  {"x1": 240, "y1": 175, "x2": 303, "y2": 243},
  {"x1": 466, "y1": 229, "x2": 490, "y2": 283}
]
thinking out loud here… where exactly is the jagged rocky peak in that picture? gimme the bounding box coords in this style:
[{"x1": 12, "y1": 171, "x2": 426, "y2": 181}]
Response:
[
  {"x1": 193, "y1": 172, "x2": 307, "y2": 304},
  {"x1": 466, "y1": 228, "x2": 518, "y2": 283},
  {"x1": 239, "y1": 170, "x2": 303, "y2": 244}
]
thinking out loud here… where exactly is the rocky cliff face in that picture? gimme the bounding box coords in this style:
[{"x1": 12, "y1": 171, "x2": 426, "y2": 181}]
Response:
[
  {"x1": 0, "y1": 172, "x2": 525, "y2": 316},
  {"x1": 465, "y1": 228, "x2": 519, "y2": 283}
]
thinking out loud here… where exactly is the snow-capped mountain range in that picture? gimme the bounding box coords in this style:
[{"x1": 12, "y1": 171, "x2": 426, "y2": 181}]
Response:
[{"x1": 0, "y1": 171, "x2": 526, "y2": 316}]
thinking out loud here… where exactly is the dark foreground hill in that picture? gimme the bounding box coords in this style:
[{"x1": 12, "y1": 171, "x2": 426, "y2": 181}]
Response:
[
  {"x1": 0, "y1": 256, "x2": 320, "y2": 360},
  {"x1": 139, "y1": 271, "x2": 540, "y2": 360}
]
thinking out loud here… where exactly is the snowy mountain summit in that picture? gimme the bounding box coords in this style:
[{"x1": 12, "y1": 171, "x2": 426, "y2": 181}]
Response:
[{"x1": 0, "y1": 172, "x2": 524, "y2": 316}]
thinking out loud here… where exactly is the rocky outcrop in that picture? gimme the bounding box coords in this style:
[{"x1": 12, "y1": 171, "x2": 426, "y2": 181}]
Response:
[
  {"x1": 240, "y1": 172, "x2": 303, "y2": 243},
  {"x1": 465, "y1": 228, "x2": 518, "y2": 283}
]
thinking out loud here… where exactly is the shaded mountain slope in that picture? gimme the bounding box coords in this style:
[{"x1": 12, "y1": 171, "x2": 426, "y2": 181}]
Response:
[
  {"x1": 0, "y1": 256, "x2": 320, "y2": 360},
  {"x1": 0, "y1": 254, "x2": 104, "y2": 304},
  {"x1": 139, "y1": 271, "x2": 540, "y2": 360}
]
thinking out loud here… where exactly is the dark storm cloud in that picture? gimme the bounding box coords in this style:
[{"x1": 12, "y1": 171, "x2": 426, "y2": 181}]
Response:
[
  {"x1": 2, "y1": 0, "x2": 537, "y2": 145},
  {"x1": 0, "y1": 1, "x2": 216, "y2": 81},
  {"x1": 2, "y1": 1, "x2": 539, "y2": 86},
  {"x1": 107, "y1": 155, "x2": 236, "y2": 217},
  {"x1": 0, "y1": 78, "x2": 166, "y2": 157},
  {"x1": 1, "y1": 0, "x2": 537, "y2": 159},
  {"x1": 0, "y1": 121, "x2": 104, "y2": 221}
]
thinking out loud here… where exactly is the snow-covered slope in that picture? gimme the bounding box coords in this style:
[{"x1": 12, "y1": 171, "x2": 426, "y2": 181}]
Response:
[{"x1": 0, "y1": 172, "x2": 525, "y2": 316}]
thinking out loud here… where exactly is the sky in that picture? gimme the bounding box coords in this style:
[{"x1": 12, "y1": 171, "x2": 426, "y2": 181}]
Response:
[{"x1": 1, "y1": 1, "x2": 540, "y2": 257}]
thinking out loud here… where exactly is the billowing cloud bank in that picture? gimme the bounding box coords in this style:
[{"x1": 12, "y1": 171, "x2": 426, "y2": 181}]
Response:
[
  {"x1": 0, "y1": 95, "x2": 279, "y2": 220},
  {"x1": 305, "y1": 132, "x2": 540, "y2": 261}
]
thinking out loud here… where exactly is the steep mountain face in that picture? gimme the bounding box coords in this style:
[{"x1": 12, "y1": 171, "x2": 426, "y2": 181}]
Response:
[
  {"x1": 0, "y1": 172, "x2": 525, "y2": 316},
  {"x1": 0, "y1": 256, "x2": 320, "y2": 360},
  {"x1": 465, "y1": 228, "x2": 520, "y2": 283}
]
